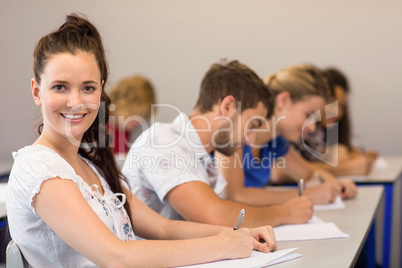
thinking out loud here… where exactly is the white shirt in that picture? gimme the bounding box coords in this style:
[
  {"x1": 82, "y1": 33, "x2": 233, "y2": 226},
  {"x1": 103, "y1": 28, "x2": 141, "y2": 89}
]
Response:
[
  {"x1": 7, "y1": 145, "x2": 135, "y2": 268},
  {"x1": 122, "y1": 113, "x2": 227, "y2": 220}
]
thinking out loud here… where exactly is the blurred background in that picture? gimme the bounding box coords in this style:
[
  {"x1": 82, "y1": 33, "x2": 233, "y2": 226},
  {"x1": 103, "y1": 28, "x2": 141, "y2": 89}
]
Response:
[{"x1": 1, "y1": 0, "x2": 401, "y2": 161}]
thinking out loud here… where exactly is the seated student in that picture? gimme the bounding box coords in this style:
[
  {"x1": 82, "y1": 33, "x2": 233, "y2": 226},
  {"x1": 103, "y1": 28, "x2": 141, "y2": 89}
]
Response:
[
  {"x1": 108, "y1": 75, "x2": 156, "y2": 165},
  {"x1": 215, "y1": 65, "x2": 357, "y2": 206},
  {"x1": 292, "y1": 67, "x2": 377, "y2": 176},
  {"x1": 6, "y1": 14, "x2": 276, "y2": 267},
  {"x1": 122, "y1": 60, "x2": 314, "y2": 228}
]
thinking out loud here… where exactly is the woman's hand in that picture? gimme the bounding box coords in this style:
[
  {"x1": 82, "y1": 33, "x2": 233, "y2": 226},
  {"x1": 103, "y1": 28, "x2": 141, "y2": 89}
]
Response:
[
  {"x1": 249, "y1": 225, "x2": 277, "y2": 253},
  {"x1": 216, "y1": 225, "x2": 277, "y2": 260}
]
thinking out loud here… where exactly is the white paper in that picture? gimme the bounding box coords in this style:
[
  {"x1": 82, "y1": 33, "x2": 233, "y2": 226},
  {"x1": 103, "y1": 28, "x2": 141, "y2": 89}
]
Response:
[
  {"x1": 372, "y1": 156, "x2": 388, "y2": 169},
  {"x1": 177, "y1": 248, "x2": 300, "y2": 268},
  {"x1": 314, "y1": 196, "x2": 345, "y2": 211},
  {"x1": 274, "y1": 222, "x2": 349, "y2": 242},
  {"x1": 0, "y1": 183, "x2": 7, "y2": 204}
]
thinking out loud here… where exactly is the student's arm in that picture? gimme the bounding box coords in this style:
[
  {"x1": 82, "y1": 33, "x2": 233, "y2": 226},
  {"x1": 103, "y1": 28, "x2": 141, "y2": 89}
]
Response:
[
  {"x1": 215, "y1": 148, "x2": 300, "y2": 205},
  {"x1": 34, "y1": 178, "x2": 276, "y2": 267},
  {"x1": 273, "y1": 147, "x2": 357, "y2": 200},
  {"x1": 307, "y1": 155, "x2": 371, "y2": 176},
  {"x1": 125, "y1": 187, "x2": 276, "y2": 252},
  {"x1": 165, "y1": 181, "x2": 313, "y2": 228},
  {"x1": 272, "y1": 147, "x2": 345, "y2": 203}
]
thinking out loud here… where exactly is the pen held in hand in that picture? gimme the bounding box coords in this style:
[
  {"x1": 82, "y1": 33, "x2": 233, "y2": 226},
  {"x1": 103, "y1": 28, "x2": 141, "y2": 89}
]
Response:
[
  {"x1": 316, "y1": 173, "x2": 325, "y2": 183},
  {"x1": 298, "y1": 179, "x2": 304, "y2": 196},
  {"x1": 233, "y1": 209, "x2": 245, "y2": 230}
]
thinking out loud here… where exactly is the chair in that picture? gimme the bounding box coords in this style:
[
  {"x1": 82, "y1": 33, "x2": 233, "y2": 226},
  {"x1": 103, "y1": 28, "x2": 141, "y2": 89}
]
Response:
[{"x1": 6, "y1": 240, "x2": 27, "y2": 268}]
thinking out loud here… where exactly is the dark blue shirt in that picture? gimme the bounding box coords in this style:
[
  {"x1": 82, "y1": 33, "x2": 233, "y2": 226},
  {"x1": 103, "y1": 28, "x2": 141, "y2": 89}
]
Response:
[{"x1": 243, "y1": 135, "x2": 290, "y2": 187}]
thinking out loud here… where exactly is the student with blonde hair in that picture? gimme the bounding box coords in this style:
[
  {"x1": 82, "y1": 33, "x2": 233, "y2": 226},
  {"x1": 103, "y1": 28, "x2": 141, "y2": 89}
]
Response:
[
  {"x1": 292, "y1": 67, "x2": 377, "y2": 176},
  {"x1": 108, "y1": 75, "x2": 156, "y2": 160},
  {"x1": 215, "y1": 64, "x2": 357, "y2": 207},
  {"x1": 6, "y1": 14, "x2": 276, "y2": 267}
]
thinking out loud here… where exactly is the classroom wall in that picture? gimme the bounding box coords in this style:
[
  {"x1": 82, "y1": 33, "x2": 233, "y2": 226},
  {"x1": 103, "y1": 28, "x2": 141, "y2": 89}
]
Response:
[{"x1": 1, "y1": 0, "x2": 401, "y2": 161}]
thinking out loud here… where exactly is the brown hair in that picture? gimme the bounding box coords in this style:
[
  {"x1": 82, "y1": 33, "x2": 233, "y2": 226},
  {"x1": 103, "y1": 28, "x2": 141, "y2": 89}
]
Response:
[
  {"x1": 324, "y1": 67, "x2": 351, "y2": 148},
  {"x1": 195, "y1": 60, "x2": 273, "y2": 117},
  {"x1": 109, "y1": 75, "x2": 156, "y2": 119},
  {"x1": 33, "y1": 14, "x2": 131, "y2": 217},
  {"x1": 264, "y1": 64, "x2": 331, "y2": 103}
]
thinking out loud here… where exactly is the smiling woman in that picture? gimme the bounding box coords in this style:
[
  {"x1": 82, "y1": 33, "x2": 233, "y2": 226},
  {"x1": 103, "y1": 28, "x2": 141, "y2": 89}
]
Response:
[
  {"x1": 32, "y1": 52, "x2": 102, "y2": 143},
  {"x1": 6, "y1": 13, "x2": 276, "y2": 267}
]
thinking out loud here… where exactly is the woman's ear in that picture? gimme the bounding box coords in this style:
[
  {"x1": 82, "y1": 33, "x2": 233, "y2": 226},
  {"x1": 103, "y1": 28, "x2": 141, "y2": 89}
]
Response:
[
  {"x1": 31, "y1": 78, "x2": 42, "y2": 106},
  {"x1": 219, "y1": 95, "x2": 237, "y2": 117},
  {"x1": 275, "y1": 91, "x2": 291, "y2": 111}
]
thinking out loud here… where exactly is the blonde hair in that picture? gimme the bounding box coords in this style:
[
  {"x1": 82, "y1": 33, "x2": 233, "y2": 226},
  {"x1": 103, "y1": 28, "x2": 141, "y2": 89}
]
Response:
[
  {"x1": 109, "y1": 75, "x2": 156, "y2": 119},
  {"x1": 263, "y1": 64, "x2": 331, "y2": 103}
]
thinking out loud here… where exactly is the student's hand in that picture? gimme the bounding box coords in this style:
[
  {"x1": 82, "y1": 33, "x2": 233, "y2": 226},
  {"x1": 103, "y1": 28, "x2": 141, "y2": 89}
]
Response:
[
  {"x1": 366, "y1": 150, "x2": 378, "y2": 162},
  {"x1": 216, "y1": 228, "x2": 256, "y2": 259},
  {"x1": 249, "y1": 226, "x2": 277, "y2": 253},
  {"x1": 304, "y1": 182, "x2": 342, "y2": 204},
  {"x1": 344, "y1": 155, "x2": 372, "y2": 175},
  {"x1": 339, "y1": 179, "x2": 357, "y2": 199},
  {"x1": 282, "y1": 196, "x2": 313, "y2": 224}
]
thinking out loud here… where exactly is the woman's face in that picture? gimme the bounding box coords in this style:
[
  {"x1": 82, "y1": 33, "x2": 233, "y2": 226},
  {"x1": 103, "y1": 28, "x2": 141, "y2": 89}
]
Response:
[
  {"x1": 274, "y1": 95, "x2": 326, "y2": 142},
  {"x1": 32, "y1": 52, "x2": 102, "y2": 144}
]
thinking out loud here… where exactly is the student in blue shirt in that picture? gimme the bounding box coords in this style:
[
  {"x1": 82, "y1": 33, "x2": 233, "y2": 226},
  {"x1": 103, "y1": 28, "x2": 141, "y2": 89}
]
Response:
[{"x1": 215, "y1": 65, "x2": 357, "y2": 206}]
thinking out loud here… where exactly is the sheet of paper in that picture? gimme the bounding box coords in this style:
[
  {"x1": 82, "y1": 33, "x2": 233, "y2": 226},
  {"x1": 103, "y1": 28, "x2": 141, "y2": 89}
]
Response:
[
  {"x1": 372, "y1": 156, "x2": 388, "y2": 169},
  {"x1": 273, "y1": 222, "x2": 349, "y2": 242},
  {"x1": 177, "y1": 248, "x2": 300, "y2": 268},
  {"x1": 0, "y1": 183, "x2": 7, "y2": 204},
  {"x1": 314, "y1": 196, "x2": 345, "y2": 211}
]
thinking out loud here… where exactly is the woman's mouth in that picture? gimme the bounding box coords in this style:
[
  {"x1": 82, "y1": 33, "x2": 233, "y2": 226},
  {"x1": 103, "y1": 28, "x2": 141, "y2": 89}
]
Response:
[{"x1": 60, "y1": 113, "x2": 87, "y2": 122}]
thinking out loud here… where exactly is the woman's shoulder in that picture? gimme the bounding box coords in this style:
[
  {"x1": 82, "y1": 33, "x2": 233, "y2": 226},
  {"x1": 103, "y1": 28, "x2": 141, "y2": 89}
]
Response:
[
  {"x1": 13, "y1": 144, "x2": 59, "y2": 159},
  {"x1": 11, "y1": 145, "x2": 75, "y2": 182}
]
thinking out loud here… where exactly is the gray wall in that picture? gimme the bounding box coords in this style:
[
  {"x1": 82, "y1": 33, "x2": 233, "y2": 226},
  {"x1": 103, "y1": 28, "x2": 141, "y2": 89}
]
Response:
[{"x1": 1, "y1": 0, "x2": 401, "y2": 161}]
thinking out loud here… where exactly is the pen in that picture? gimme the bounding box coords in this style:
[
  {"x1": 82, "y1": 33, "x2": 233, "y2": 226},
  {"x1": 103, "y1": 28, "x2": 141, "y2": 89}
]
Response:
[
  {"x1": 233, "y1": 209, "x2": 245, "y2": 230},
  {"x1": 298, "y1": 179, "x2": 304, "y2": 196},
  {"x1": 316, "y1": 173, "x2": 325, "y2": 183},
  {"x1": 317, "y1": 173, "x2": 345, "y2": 194}
]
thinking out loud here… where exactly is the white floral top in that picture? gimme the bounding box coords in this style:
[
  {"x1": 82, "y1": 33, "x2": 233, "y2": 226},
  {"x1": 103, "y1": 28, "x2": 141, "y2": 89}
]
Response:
[{"x1": 6, "y1": 145, "x2": 135, "y2": 268}]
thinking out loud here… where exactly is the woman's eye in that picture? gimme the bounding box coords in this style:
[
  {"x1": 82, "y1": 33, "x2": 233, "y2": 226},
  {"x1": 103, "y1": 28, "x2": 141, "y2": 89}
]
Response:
[
  {"x1": 83, "y1": 86, "x2": 96, "y2": 92},
  {"x1": 52, "y1": 85, "x2": 66, "y2": 91}
]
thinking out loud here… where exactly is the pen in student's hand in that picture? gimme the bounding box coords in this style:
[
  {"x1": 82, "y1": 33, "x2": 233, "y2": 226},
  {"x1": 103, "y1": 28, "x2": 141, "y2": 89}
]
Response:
[
  {"x1": 233, "y1": 209, "x2": 245, "y2": 230},
  {"x1": 298, "y1": 179, "x2": 304, "y2": 196},
  {"x1": 316, "y1": 173, "x2": 325, "y2": 183}
]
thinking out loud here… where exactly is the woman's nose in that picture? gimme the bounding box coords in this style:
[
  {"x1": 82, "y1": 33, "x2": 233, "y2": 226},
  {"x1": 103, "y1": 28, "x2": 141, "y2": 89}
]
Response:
[{"x1": 66, "y1": 90, "x2": 83, "y2": 109}]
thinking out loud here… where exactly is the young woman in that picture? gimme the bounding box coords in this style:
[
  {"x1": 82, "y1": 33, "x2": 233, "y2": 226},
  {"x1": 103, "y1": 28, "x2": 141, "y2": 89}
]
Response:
[
  {"x1": 6, "y1": 14, "x2": 276, "y2": 267},
  {"x1": 292, "y1": 68, "x2": 378, "y2": 176},
  {"x1": 215, "y1": 65, "x2": 357, "y2": 207}
]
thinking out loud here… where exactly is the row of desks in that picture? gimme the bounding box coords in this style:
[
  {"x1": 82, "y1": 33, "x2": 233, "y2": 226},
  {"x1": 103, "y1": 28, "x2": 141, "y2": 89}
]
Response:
[{"x1": 0, "y1": 157, "x2": 401, "y2": 267}]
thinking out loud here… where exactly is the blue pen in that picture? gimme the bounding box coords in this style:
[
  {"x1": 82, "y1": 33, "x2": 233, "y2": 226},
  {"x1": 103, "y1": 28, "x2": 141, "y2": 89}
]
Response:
[{"x1": 234, "y1": 209, "x2": 245, "y2": 230}]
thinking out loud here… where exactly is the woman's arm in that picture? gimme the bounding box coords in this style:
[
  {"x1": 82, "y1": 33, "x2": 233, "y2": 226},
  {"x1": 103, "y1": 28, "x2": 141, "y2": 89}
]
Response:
[
  {"x1": 34, "y1": 178, "x2": 276, "y2": 267},
  {"x1": 215, "y1": 148, "x2": 301, "y2": 206},
  {"x1": 272, "y1": 147, "x2": 346, "y2": 204},
  {"x1": 273, "y1": 147, "x2": 358, "y2": 201}
]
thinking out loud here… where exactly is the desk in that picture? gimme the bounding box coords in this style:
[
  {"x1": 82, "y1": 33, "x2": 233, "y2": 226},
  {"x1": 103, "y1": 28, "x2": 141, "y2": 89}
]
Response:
[
  {"x1": 275, "y1": 185, "x2": 383, "y2": 268},
  {"x1": 344, "y1": 156, "x2": 402, "y2": 268}
]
